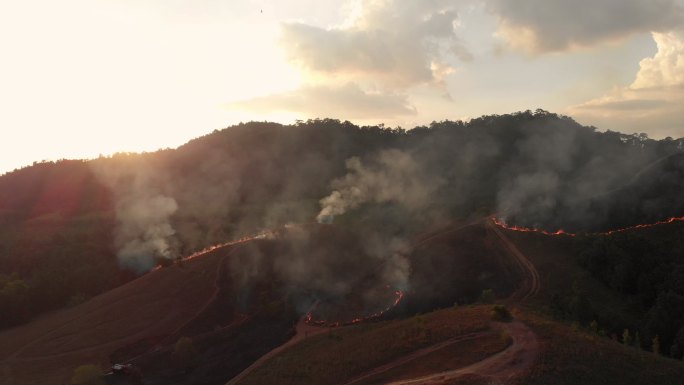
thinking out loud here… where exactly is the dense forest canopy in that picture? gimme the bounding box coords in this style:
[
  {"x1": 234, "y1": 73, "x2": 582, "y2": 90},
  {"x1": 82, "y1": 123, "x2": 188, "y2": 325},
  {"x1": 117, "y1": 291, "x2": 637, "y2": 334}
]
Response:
[{"x1": 0, "y1": 110, "x2": 683, "y2": 329}]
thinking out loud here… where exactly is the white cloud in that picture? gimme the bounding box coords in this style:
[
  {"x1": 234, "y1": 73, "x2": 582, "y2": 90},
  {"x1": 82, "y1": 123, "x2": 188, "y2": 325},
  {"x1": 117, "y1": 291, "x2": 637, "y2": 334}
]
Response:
[
  {"x1": 230, "y1": 0, "x2": 470, "y2": 120},
  {"x1": 280, "y1": 0, "x2": 469, "y2": 88},
  {"x1": 487, "y1": 0, "x2": 684, "y2": 54},
  {"x1": 632, "y1": 31, "x2": 684, "y2": 88},
  {"x1": 570, "y1": 31, "x2": 684, "y2": 138}
]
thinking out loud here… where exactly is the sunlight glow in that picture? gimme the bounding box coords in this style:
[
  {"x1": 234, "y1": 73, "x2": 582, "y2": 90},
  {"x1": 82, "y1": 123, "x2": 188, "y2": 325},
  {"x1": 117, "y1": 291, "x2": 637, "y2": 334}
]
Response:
[{"x1": 0, "y1": 1, "x2": 302, "y2": 173}]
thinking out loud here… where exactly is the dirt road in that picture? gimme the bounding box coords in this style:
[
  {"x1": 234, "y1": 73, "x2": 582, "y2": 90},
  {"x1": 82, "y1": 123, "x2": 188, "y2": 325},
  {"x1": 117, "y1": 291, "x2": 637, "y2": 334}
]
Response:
[
  {"x1": 487, "y1": 218, "x2": 540, "y2": 301},
  {"x1": 341, "y1": 219, "x2": 541, "y2": 385},
  {"x1": 228, "y1": 218, "x2": 542, "y2": 385},
  {"x1": 386, "y1": 321, "x2": 538, "y2": 385},
  {"x1": 225, "y1": 305, "x2": 329, "y2": 385},
  {"x1": 340, "y1": 332, "x2": 489, "y2": 385}
]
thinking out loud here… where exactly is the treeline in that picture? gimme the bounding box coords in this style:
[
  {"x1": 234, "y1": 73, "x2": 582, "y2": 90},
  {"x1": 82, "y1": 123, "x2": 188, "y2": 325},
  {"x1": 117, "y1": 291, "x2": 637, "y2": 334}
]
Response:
[
  {"x1": 576, "y1": 224, "x2": 684, "y2": 358},
  {"x1": 0, "y1": 160, "x2": 129, "y2": 328}
]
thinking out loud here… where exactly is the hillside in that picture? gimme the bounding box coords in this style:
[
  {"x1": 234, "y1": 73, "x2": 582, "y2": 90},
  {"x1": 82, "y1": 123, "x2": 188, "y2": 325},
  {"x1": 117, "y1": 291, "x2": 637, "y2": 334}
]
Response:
[
  {"x1": 1, "y1": 217, "x2": 684, "y2": 384},
  {"x1": 226, "y1": 219, "x2": 684, "y2": 385},
  {"x1": 1, "y1": 112, "x2": 684, "y2": 384},
  {"x1": 0, "y1": 238, "x2": 300, "y2": 385},
  {"x1": 2, "y1": 112, "x2": 683, "y2": 331}
]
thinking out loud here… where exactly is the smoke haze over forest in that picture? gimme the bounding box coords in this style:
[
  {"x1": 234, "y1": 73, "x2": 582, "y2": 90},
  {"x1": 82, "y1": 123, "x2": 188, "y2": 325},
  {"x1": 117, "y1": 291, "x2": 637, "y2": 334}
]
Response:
[{"x1": 80, "y1": 111, "x2": 684, "y2": 275}]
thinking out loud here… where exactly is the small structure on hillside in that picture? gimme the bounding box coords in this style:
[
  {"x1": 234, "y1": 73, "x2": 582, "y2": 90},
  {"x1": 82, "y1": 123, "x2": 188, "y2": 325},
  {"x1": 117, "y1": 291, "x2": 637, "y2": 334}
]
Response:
[{"x1": 105, "y1": 363, "x2": 143, "y2": 385}]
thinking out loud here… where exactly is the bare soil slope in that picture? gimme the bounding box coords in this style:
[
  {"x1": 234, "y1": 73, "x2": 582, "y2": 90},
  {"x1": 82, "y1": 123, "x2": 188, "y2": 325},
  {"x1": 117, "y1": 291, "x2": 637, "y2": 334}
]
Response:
[{"x1": 0, "y1": 245, "x2": 231, "y2": 385}]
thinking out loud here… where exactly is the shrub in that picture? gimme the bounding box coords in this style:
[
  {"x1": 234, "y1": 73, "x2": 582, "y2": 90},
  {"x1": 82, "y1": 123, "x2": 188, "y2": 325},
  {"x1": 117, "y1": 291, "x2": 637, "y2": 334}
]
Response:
[
  {"x1": 491, "y1": 305, "x2": 512, "y2": 322},
  {"x1": 480, "y1": 289, "x2": 495, "y2": 304},
  {"x1": 589, "y1": 320, "x2": 598, "y2": 334},
  {"x1": 499, "y1": 331, "x2": 513, "y2": 345},
  {"x1": 71, "y1": 365, "x2": 104, "y2": 385}
]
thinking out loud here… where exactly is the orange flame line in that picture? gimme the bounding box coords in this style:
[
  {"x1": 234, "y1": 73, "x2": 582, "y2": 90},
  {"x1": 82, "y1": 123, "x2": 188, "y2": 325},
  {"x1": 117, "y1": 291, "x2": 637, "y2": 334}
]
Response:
[
  {"x1": 305, "y1": 289, "x2": 405, "y2": 327},
  {"x1": 492, "y1": 216, "x2": 684, "y2": 237}
]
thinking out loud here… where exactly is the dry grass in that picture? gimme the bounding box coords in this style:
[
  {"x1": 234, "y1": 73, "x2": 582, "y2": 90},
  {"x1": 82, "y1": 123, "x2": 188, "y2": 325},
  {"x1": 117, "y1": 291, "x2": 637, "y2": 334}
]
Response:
[
  {"x1": 237, "y1": 305, "x2": 495, "y2": 385},
  {"x1": 356, "y1": 330, "x2": 510, "y2": 384},
  {"x1": 0, "y1": 247, "x2": 229, "y2": 385},
  {"x1": 516, "y1": 311, "x2": 684, "y2": 385}
]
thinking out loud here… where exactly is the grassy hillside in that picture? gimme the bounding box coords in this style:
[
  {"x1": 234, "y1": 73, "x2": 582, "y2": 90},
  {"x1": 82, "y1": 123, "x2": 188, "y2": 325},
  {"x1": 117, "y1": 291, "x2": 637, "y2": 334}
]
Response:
[
  {"x1": 236, "y1": 306, "x2": 500, "y2": 385},
  {"x1": 233, "y1": 304, "x2": 684, "y2": 385},
  {"x1": 0, "y1": 244, "x2": 274, "y2": 385},
  {"x1": 520, "y1": 311, "x2": 684, "y2": 385}
]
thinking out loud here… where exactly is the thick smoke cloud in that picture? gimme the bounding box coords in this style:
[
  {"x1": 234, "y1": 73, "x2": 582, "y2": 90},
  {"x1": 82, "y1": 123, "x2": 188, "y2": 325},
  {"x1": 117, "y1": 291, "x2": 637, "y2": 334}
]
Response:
[
  {"x1": 91, "y1": 156, "x2": 179, "y2": 272},
  {"x1": 487, "y1": 0, "x2": 684, "y2": 53},
  {"x1": 228, "y1": 223, "x2": 411, "y2": 318},
  {"x1": 317, "y1": 149, "x2": 444, "y2": 223},
  {"x1": 116, "y1": 194, "x2": 178, "y2": 271},
  {"x1": 491, "y1": 113, "x2": 684, "y2": 231},
  {"x1": 90, "y1": 115, "x2": 683, "y2": 316}
]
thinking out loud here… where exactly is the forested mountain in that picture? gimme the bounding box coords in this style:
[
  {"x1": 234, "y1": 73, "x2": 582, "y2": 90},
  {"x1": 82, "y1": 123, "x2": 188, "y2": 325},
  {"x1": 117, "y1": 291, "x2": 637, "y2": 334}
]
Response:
[{"x1": 1, "y1": 110, "x2": 683, "y2": 329}]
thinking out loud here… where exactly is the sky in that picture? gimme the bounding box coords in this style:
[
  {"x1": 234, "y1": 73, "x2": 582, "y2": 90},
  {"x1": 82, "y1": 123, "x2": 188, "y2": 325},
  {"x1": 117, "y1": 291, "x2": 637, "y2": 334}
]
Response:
[{"x1": 2, "y1": 0, "x2": 684, "y2": 174}]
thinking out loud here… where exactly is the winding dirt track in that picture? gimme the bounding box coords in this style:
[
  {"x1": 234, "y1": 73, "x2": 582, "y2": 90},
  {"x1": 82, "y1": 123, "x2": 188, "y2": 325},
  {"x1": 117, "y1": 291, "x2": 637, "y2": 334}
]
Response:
[
  {"x1": 386, "y1": 321, "x2": 538, "y2": 385},
  {"x1": 227, "y1": 218, "x2": 541, "y2": 385},
  {"x1": 340, "y1": 332, "x2": 489, "y2": 385},
  {"x1": 226, "y1": 306, "x2": 329, "y2": 385},
  {"x1": 336, "y1": 219, "x2": 541, "y2": 385},
  {"x1": 487, "y1": 218, "x2": 541, "y2": 301}
]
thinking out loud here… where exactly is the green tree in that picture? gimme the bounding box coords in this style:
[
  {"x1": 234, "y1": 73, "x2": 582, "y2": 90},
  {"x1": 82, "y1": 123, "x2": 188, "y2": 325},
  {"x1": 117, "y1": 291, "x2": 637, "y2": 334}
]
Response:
[
  {"x1": 491, "y1": 305, "x2": 512, "y2": 322},
  {"x1": 0, "y1": 277, "x2": 30, "y2": 327},
  {"x1": 669, "y1": 326, "x2": 684, "y2": 359},
  {"x1": 71, "y1": 365, "x2": 104, "y2": 385},
  {"x1": 479, "y1": 289, "x2": 495, "y2": 304},
  {"x1": 635, "y1": 331, "x2": 642, "y2": 350},
  {"x1": 622, "y1": 329, "x2": 633, "y2": 346},
  {"x1": 589, "y1": 320, "x2": 598, "y2": 334},
  {"x1": 569, "y1": 281, "x2": 592, "y2": 324}
]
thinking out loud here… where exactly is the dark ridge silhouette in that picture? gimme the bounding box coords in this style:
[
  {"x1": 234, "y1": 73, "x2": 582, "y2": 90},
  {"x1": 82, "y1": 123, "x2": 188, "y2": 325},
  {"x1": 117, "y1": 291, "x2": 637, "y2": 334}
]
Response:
[{"x1": 0, "y1": 110, "x2": 682, "y2": 329}]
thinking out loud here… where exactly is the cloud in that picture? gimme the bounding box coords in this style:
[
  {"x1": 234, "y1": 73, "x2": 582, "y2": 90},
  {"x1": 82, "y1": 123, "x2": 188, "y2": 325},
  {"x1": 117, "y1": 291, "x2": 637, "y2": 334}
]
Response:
[
  {"x1": 280, "y1": 0, "x2": 470, "y2": 88},
  {"x1": 229, "y1": 82, "x2": 416, "y2": 119},
  {"x1": 487, "y1": 0, "x2": 684, "y2": 53},
  {"x1": 570, "y1": 31, "x2": 684, "y2": 138},
  {"x1": 631, "y1": 31, "x2": 684, "y2": 88},
  {"x1": 229, "y1": 0, "x2": 470, "y2": 120},
  {"x1": 576, "y1": 98, "x2": 671, "y2": 111}
]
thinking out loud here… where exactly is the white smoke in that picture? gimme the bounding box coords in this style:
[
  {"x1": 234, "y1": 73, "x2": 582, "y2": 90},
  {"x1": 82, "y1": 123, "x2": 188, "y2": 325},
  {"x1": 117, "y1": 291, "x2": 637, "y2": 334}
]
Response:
[
  {"x1": 317, "y1": 149, "x2": 443, "y2": 223},
  {"x1": 116, "y1": 193, "x2": 178, "y2": 272},
  {"x1": 91, "y1": 156, "x2": 179, "y2": 272},
  {"x1": 313, "y1": 148, "x2": 444, "y2": 301}
]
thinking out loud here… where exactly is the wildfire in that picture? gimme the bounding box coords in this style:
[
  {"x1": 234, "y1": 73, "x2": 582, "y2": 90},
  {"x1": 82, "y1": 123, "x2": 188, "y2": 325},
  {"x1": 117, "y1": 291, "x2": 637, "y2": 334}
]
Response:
[
  {"x1": 305, "y1": 289, "x2": 405, "y2": 327},
  {"x1": 149, "y1": 229, "x2": 278, "y2": 272},
  {"x1": 492, "y1": 216, "x2": 684, "y2": 237}
]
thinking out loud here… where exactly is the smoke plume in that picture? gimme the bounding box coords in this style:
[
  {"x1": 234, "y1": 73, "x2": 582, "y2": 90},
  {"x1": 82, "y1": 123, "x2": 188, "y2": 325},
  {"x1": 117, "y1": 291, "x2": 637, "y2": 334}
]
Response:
[
  {"x1": 317, "y1": 149, "x2": 444, "y2": 223},
  {"x1": 91, "y1": 155, "x2": 179, "y2": 272}
]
